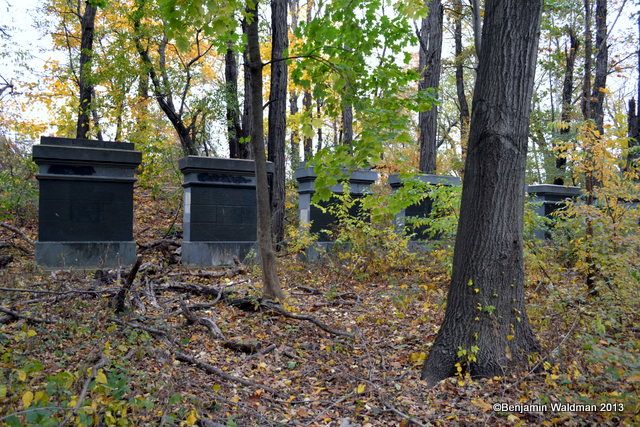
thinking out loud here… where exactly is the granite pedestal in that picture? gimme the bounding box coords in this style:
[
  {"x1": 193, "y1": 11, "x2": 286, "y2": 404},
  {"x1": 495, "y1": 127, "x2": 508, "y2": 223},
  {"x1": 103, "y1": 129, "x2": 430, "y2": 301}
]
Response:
[
  {"x1": 295, "y1": 167, "x2": 378, "y2": 260},
  {"x1": 32, "y1": 136, "x2": 141, "y2": 269},
  {"x1": 526, "y1": 184, "x2": 582, "y2": 239},
  {"x1": 179, "y1": 157, "x2": 273, "y2": 266},
  {"x1": 388, "y1": 174, "x2": 461, "y2": 242}
]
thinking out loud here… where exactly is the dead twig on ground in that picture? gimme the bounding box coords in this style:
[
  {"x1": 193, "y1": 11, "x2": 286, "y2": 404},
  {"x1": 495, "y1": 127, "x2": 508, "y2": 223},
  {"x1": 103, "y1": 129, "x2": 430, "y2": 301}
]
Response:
[
  {"x1": 0, "y1": 306, "x2": 55, "y2": 324},
  {"x1": 60, "y1": 352, "x2": 108, "y2": 426},
  {"x1": 261, "y1": 301, "x2": 354, "y2": 338},
  {"x1": 0, "y1": 222, "x2": 35, "y2": 246},
  {"x1": 113, "y1": 256, "x2": 143, "y2": 313}
]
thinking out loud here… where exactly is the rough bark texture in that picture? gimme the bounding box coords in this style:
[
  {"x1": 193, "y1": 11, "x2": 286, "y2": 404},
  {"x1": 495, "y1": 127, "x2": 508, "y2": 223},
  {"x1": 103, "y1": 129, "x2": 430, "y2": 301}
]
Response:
[
  {"x1": 418, "y1": 0, "x2": 443, "y2": 173},
  {"x1": 454, "y1": 0, "x2": 470, "y2": 165},
  {"x1": 470, "y1": 0, "x2": 482, "y2": 61},
  {"x1": 342, "y1": 104, "x2": 353, "y2": 146},
  {"x1": 225, "y1": 46, "x2": 242, "y2": 158},
  {"x1": 267, "y1": 0, "x2": 288, "y2": 247},
  {"x1": 581, "y1": 0, "x2": 593, "y2": 120},
  {"x1": 554, "y1": 28, "x2": 579, "y2": 185},
  {"x1": 421, "y1": 0, "x2": 542, "y2": 386},
  {"x1": 590, "y1": 0, "x2": 607, "y2": 134},
  {"x1": 241, "y1": 18, "x2": 254, "y2": 160},
  {"x1": 76, "y1": 1, "x2": 97, "y2": 139},
  {"x1": 289, "y1": 0, "x2": 300, "y2": 170},
  {"x1": 246, "y1": 1, "x2": 284, "y2": 301}
]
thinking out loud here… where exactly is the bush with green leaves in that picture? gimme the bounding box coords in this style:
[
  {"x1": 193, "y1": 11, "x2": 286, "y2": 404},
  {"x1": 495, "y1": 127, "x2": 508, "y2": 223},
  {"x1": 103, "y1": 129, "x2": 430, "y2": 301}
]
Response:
[{"x1": 0, "y1": 138, "x2": 38, "y2": 224}]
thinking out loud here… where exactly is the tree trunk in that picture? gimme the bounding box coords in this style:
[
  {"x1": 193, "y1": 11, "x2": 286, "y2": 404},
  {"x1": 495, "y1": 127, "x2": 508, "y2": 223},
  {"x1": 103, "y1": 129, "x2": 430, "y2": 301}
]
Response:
[
  {"x1": 246, "y1": 0, "x2": 284, "y2": 301},
  {"x1": 316, "y1": 101, "x2": 323, "y2": 150},
  {"x1": 268, "y1": 0, "x2": 288, "y2": 247},
  {"x1": 76, "y1": 1, "x2": 98, "y2": 139},
  {"x1": 417, "y1": 0, "x2": 443, "y2": 174},
  {"x1": 554, "y1": 27, "x2": 579, "y2": 185},
  {"x1": 289, "y1": 0, "x2": 300, "y2": 171},
  {"x1": 421, "y1": 0, "x2": 542, "y2": 386},
  {"x1": 225, "y1": 45, "x2": 242, "y2": 158},
  {"x1": 454, "y1": 0, "x2": 470, "y2": 167},
  {"x1": 342, "y1": 104, "x2": 353, "y2": 146},
  {"x1": 241, "y1": 18, "x2": 254, "y2": 160},
  {"x1": 303, "y1": 90, "x2": 313, "y2": 161},
  {"x1": 590, "y1": 0, "x2": 607, "y2": 134},
  {"x1": 470, "y1": 0, "x2": 482, "y2": 62},
  {"x1": 581, "y1": 0, "x2": 593, "y2": 120}
]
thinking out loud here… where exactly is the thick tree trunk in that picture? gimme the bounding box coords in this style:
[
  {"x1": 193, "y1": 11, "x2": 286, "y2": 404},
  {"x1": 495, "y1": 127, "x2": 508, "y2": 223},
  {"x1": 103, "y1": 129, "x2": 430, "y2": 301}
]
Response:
[
  {"x1": 454, "y1": 0, "x2": 469, "y2": 166},
  {"x1": 590, "y1": 0, "x2": 607, "y2": 134},
  {"x1": 241, "y1": 18, "x2": 254, "y2": 160},
  {"x1": 76, "y1": 1, "x2": 98, "y2": 139},
  {"x1": 246, "y1": 1, "x2": 284, "y2": 301},
  {"x1": 225, "y1": 45, "x2": 242, "y2": 158},
  {"x1": 421, "y1": 0, "x2": 542, "y2": 386},
  {"x1": 268, "y1": 0, "x2": 288, "y2": 247},
  {"x1": 418, "y1": 0, "x2": 443, "y2": 174},
  {"x1": 554, "y1": 28, "x2": 579, "y2": 185}
]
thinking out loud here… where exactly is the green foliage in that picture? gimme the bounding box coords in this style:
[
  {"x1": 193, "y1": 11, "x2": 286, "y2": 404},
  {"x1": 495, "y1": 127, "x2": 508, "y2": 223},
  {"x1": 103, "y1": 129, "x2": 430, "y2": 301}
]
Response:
[{"x1": 0, "y1": 139, "x2": 37, "y2": 224}]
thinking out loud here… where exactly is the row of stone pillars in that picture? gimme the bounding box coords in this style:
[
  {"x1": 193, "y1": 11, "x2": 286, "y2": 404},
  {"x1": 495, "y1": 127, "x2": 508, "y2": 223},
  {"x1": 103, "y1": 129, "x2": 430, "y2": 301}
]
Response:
[{"x1": 32, "y1": 137, "x2": 581, "y2": 269}]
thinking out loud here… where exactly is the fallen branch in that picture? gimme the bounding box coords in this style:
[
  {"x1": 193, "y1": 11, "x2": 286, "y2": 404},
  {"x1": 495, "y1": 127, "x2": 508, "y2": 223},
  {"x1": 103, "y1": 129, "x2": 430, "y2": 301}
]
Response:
[
  {"x1": 245, "y1": 343, "x2": 277, "y2": 360},
  {"x1": 0, "y1": 306, "x2": 55, "y2": 324},
  {"x1": 261, "y1": 301, "x2": 353, "y2": 338},
  {"x1": 0, "y1": 222, "x2": 35, "y2": 246},
  {"x1": 174, "y1": 351, "x2": 282, "y2": 396},
  {"x1": 60, "y1": 353, "x2": 108, "y2": 426},
  {"x1": 114, "y1": 318, "x2": 281, "y2": 396},
  {"x1": 179, "y1": 300, "x2": 225, "y2": 340},
  {"x1": 113, "y1": 256, "x2": 143, "y2": 313}
]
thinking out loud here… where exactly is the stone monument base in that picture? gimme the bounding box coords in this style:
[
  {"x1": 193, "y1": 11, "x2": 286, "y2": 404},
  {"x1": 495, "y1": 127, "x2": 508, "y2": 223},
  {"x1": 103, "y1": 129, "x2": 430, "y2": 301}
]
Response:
[
  {"x1": 35, "y1": 241, "x2": 137, "y2": 270},
  {"x1": 181, "y1": 241, "x2": 257, "y2": 266}
]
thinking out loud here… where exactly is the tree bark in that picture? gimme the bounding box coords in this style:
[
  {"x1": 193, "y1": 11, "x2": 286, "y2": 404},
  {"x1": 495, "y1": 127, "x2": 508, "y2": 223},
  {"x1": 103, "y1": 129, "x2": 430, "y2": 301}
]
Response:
[
  {"x1": 554, "y1": 27, "x2": 579, "y2": 185},
  {"x1": 590, "y1": 0, "x2": 607, "y2": 134},
  {"x1": 581, "y1": 0, "x2": 593, "y2": 120},
  {"x1": 76, "y1": 1, "x2": 98, "y2": 139},
  {"x1": 303, "y1": 90, "x2": 313, "y2": 161},
  {"x1": 132, "y1": 8, "x2": 198, "y2": 155},
  {"x1": 470, "y1": 0, "x2": 482, "y2": 62},
  {"x1": 241, "y1": 18, "x2": 254, "y2": 159},
  {"x1": 418, "y1": 0, "x2": 443, "y2": 173},
  {"x1": 225, "y1": 45, "x2": 242, "y2": 158},
  {"x1": 289, "y1": 0, "x2": 300, "y2": 170},
  {"x1": 421, "y1": 0, "x2": 542, "y2": 386},
  {"x1": 268, "y1": 0, "x2": 288, "y2": 247},
  {"x1": 342, "y1": 104, "x2": 353, "y2": 146},
  {"x1": 454, "y1": 0, "x2": 470, "y2": 166},
  {"x1": 246, "y1": 0, "x2": 284, "y2": 301}
]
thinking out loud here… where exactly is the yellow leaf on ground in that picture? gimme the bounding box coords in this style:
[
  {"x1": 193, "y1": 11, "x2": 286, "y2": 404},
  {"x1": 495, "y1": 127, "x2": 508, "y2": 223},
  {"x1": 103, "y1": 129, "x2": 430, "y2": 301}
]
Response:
[
  {"x1": 185, "y1": 409, "x2": 198, "y2": 425},
  {"x1": 356, "y1": 383, "x2": 366, "y2": 394},
  {"x1": 22, "y1": 391, "x2": 33, "y2": 408},
  {"x1": 471, "y1": 398, "x2": 492, "y2": 412},
  {"x1": 17, "y1": 370, "x2": 27, "y2": 381},
  {"x1": 95, "y1": 370, "x2": 107, "y2": 384}
]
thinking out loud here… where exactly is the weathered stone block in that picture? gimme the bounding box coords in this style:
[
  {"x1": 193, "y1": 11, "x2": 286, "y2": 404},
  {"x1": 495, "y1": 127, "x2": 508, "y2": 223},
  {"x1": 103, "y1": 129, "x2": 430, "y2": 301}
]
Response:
[
  {"x1": 32, "y1": 136, "x2": 141, "y2": 269},
  {"x1": 179, "y1": 156, "x2": 272, "y2": 266},
  {"x1": 388, "y1": 173, "x2": 461, "y2": 240},
  {"x1": 295, "y1": 167, "x2": 378, "y2": 260},
  {"x1": 526, "y1": 184, "x2": 582, "y2": 239}
]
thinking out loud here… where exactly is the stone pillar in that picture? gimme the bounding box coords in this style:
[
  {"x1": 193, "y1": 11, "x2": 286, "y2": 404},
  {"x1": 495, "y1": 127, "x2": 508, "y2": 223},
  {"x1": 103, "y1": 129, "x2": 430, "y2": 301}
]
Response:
[
  {"x1": 32, "y1": 137, "x2": 141, "y2": 269},
  {"x1": 388, "y1": 174, "x2": 461, "y2": 240},
  {"x1": 295, "y1": 167, "x2": 378, "y2": 258},
  {"x1": 179, "y1": 156, "x2": 273, "y2": 266},
  {"x1": 526, "y1": 184, "x2": 582, "y2": 239}
]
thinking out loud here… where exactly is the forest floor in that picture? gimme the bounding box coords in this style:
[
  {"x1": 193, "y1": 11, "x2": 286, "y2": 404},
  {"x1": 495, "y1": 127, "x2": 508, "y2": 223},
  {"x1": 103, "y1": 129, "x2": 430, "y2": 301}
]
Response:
[{"x1": 0, "y1": 189, "x2": 638, "y2": 426}]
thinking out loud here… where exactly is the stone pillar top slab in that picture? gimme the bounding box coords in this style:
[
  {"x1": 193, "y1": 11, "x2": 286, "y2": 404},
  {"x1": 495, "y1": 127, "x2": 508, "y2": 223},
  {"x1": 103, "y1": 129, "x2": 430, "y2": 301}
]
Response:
[
  {"x1": 33, "y1": 136, "x2": 141, "y2": 167},
  {"x1": 294, "y1": 166, "x2": 378, "y2": 195},
  {"x1": 179, "y1": 156, "x2": 274, "y2": 174},
  {"x1": 388, "y1": 173, "x2": 461, "y2": 189},
  {"x1": 526, "y1": 184, "x2": 582, "y2": 196}
]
